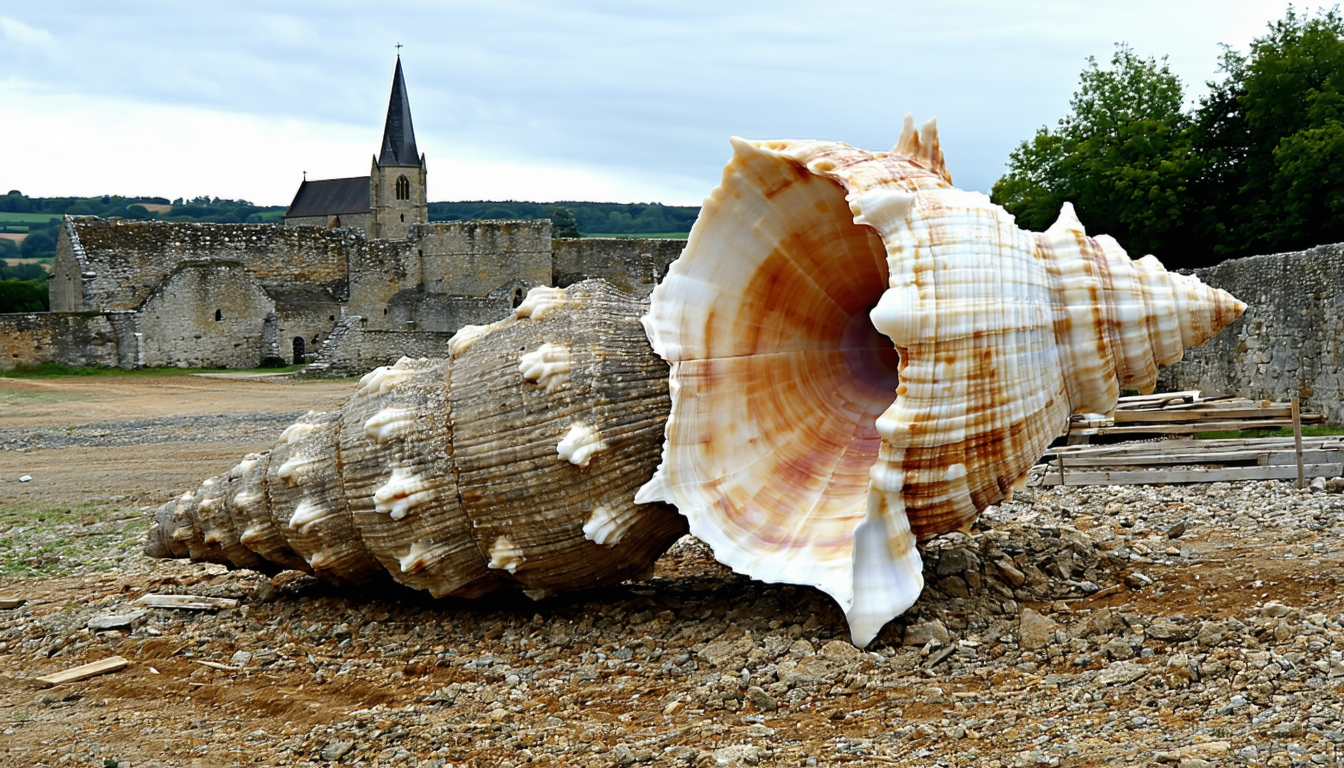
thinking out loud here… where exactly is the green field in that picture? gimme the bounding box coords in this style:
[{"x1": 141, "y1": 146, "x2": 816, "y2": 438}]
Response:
[
  {"x1": 0, "y1": 212, "x2": 60, "y2": 224},
  {"x1": 583, "y1": 232, "x2": 689, "y2": 239}
]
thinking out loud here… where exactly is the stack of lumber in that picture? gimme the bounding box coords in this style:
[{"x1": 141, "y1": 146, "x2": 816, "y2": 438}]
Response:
[
  {"x1": 1036, "y1": 436, "x2": 1344, "y2": 486},
  {"x1": 1027, "y1": 391, "x2": 1336, "y2": 487},
  {"x1": 1064, "y1": 391, "x2": 1323, "y2": 438}
]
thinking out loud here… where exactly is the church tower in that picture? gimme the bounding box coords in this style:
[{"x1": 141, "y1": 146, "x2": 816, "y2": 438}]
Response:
[{"x1": 369, "y1": 56, "x2": 427, "y2": 241}]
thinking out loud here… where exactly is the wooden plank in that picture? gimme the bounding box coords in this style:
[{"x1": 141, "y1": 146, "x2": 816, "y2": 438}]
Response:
[
  {"x1": 1071, "y1": 419, "x2": 1294, "y2": 436},
  {"x1": 1053, "y1": 449, "x2": 1344, "y2": 468},
  {"x1": 136, "y1": 594, "x2": 240, "y2": 611},
  {"x1": 1292, "y1": 396, "x2": 1305, "y2": 489},
  {"x1": 34, "y1": 656, "x2": 129, "y2": 688},
  {"x1": 1050, "y1": 436, "x2": 1337, "y2": 458},
  {"x1": 1048, "y1": 451, "x2": 1271, "y2": 468},
  {"x1": 1115, "y1": 390, "x2": 1201, "y2": 406},
  {"x1": 1112, "y1": 406, "x2": 1292, "y2": 423},
  {"x1": 0, "y1": 597, "x2": 26, "y2": 610},
  {"x1": 1037, "y1": 462, "x2": 1344, "y2": 487},
  {"x1": 1265, "y1": 450, "x2": 1344, "y2": 466}
]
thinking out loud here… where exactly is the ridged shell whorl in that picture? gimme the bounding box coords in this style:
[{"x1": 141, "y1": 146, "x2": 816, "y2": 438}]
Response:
[
  {"x1": 637, "y1": 115, "x2": 1246, "y2": 647},
  {"x1": 145, "y1": 281, "x2": 688, "y2": 599}
]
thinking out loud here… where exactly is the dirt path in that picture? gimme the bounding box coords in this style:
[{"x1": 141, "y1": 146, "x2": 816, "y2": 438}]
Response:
[{"x1": 0, "y1": 374, "x2": 354, "y2": 508}]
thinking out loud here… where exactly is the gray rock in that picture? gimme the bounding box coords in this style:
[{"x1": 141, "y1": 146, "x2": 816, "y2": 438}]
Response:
[
  {"x1": 904, "y1": 619, "x2": 950, "y2": 647},
  {"x1": 1146, "y1": 618, "x2": 1196, "y2": 643},
  {"x1": 87, "y1": 610, "x2": 147, "y2": 632},
  {"x1": 1165, "y1": 520, "x2": 1187, "y2": 539},
  {"x1": 229, "y1": 650, "x2": 252, "y2": 667},
  {"x1": 1097, "y1": 661, "x2": 1149, "y2": 686},
  {"x1": 1310, "y1": 476, "x2": 1327, "y2": 492},
  {"x1": 320, "y1": 740, "x2": 354, "y2": 761},
  {"x1": 1102, "y1": 638, "x2": 1136, "y2": 660},
  {"x1": 1261, "y1": 602, "x2": 1291, "y2": 619},
  {"x1": 1196, "y1": 621, "x2": 1227, "y2": 647},
  {"x1": 744, "y1": 686, "x2": 777, "y2": 712},
  {"x1": 712, "y1": 744, "x2": 762, "y2": 766},
  {"x1": 1019, "y1": 608, "x2": 1056, "y2": 651}
]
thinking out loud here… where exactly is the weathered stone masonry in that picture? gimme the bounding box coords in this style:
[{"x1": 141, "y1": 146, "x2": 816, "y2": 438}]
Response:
[
  {"x1": 3, "y1": 216, "x2": 684, "y2": 374},
  {"x1": 1159, "y1": 243, "x2": 1344, "y2": 422}
]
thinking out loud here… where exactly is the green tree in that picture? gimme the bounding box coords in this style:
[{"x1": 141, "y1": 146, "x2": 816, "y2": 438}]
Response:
[
  {"x1": 0, "y1": 278, "x2": 48, "y2": 312},
  {"x1": 20, "y1": 231, "x2": 55, "y2": 259},
  {"x1": 548, "y1": 206, "x2": 581, "y2": 238},
  {"x1": 992, "y1": 45, "x2": 1197, "y2": 260},
  {"x1": 1203, "y1": 7, "x2": 1344, "y2": 255}
]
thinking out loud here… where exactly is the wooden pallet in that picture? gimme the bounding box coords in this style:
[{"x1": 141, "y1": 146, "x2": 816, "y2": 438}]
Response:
[{"x1": 1030, "y1": 393, "x2": 1334, "y2": 487}]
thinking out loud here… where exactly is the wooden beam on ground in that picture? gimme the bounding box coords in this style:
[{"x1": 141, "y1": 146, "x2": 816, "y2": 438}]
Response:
[
  {"x1": 1035, "y1": 462, "x2": 1343, "y2": 487},
  {"x1": 1112, "y1": 406, "x2": 1293, "y2": 423},
  {"x1": 34, "y1": 656, "x2": 129, "y2": 688},
  {"x1": 136, "y1": 594, "x2": 240, "y2": 611},
  {"x1": 1069, "y1": 419, "x2": 1295, "y2": 437}
]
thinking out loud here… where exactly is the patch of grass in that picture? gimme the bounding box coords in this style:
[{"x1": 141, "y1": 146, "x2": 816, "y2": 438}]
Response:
[
  {"x1": 0, "y1": 212, "x2": 60, "y2": 224},
  {"x1": 582, "y1": 232, "x2": 689, "y2": 239},
  {"x1": 0, "y1": 502, "x2": 145, "y2": 577},
  {"x1": 1, "y1": 362, "x2": 306, "y2": 379},
  {"x1": 1196, "y1": 425, "x2": 1344, "y2": 440}
]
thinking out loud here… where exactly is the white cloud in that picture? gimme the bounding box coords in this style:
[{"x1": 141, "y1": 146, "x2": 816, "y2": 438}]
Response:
[{"x1": 0, "y1": 1, "x2": 1317, "y2": 204}]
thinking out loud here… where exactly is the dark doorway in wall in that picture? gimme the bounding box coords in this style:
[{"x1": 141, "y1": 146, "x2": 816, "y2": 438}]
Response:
[
  {"x1": 215, "y1": 309, "x2": 222, "y2": 321},
  {"x1": 292, "y1": 336, "x2": 306, "y2": 364},
  {"x1": 511, "y1": 287, "x2": 525, "y2": 308}
]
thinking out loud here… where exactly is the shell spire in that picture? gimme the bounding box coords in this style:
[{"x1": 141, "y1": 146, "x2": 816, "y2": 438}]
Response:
[
  {"x1": 639, "y1": 128, "x2": 1244, "y2": 647},
  {"x1": 146, "y1": 281, "x2": 688, "y2": 600}
]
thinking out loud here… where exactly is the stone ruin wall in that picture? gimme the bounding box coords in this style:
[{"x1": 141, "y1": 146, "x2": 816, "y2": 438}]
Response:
[
  {"x1": 551, "y1": 238, "x2": 684, "y2": 296},
  {"x1": 54, "y1": 218, "x2": 353, "y2": 313},
  {"x1": 1158, "y1": 243, "x2": 1344, "y2": 422},
  {"x1": 0, "y1": 312, "x2": 135, "y2": 370},
  {"x1": 4, "y1": 215, "x2": 688, "y2": 373}
]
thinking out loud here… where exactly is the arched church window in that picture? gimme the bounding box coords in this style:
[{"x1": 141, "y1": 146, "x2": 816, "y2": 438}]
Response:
[{"x1": 396, "y1": 175, "x2": 410, "y2": 200}]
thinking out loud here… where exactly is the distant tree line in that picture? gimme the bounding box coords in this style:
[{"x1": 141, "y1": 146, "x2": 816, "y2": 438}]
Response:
[
  {"x1": 428, "y1": 201, "x2": 699, "y2": 236},
  {"x1": 992, "y1": 7, "x2": 1344, "y2": 268},
  {"x1": 0, "y1": 191, "x2": 285, "y2": 231}
]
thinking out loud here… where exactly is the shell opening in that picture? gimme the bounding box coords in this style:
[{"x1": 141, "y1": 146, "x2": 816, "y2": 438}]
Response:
[{"x1": 640, "y1": 140, "x2": 916, "y2": 647}]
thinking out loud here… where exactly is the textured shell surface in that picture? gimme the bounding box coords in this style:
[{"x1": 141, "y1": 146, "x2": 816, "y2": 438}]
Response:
[
  {"x1": 637, "y1": 115, "x2": 1246, "y2": 647},
  {"x1": 146, "y1": 281, "x2": 687, "y2": 600}
]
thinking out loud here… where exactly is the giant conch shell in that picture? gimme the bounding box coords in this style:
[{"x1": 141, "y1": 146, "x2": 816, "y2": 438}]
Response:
[
  {"x1": 146, "y1": 281, "x2": 688, "y2": 600},
  {"x1": 146, "y1": 117, "x2": 1244, "y2": 646}
]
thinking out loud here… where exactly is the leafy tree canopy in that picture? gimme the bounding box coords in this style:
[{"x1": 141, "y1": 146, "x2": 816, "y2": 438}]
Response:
[{"x1": 993, "y1": 6, "x2": 1344, "y2": 267}]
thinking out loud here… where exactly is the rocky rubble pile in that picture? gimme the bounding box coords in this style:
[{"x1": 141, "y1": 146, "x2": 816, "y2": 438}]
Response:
[{"x1": 2, "y1": 480, "x2": 1343, "y2": 766}]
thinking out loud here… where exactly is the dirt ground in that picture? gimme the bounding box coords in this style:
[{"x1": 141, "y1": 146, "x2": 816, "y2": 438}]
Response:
[
  {"x1": 1, "y1": 373, "x2": 1343, "y2": 768},
  {"x1": 0, "y1": 373, "x2": 353, "y2": 509}
]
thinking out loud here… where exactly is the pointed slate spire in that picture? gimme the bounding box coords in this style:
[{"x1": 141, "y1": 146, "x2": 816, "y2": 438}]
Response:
[{"x1": 378, "y1": 56, "x2": 420, "y2": 167}]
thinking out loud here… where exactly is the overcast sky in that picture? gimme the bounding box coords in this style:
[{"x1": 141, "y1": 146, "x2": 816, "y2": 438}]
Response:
[{"x1": 0, "y1": 1, "x2": 1311, "y2": 207}]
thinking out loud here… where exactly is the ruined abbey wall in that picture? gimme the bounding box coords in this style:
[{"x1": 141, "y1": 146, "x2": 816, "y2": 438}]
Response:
[
  {"x1": 551, "y1": 238, "x2": 684, "y2": 296},
  {"x1": 5, "y1": 215, "x2": 686, "y2": 373},
  {"x1": 53, "y1": 218, "x2": 353, "y2": 314},
  {"x1": 1158, "y1": 243, "x2": 1344, "y2": 422},
  {"x1": 0, "y1": 312, "x2": 134, "y2": 369}
]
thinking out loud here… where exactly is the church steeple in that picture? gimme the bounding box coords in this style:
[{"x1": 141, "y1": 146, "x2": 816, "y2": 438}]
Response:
[
  {"x1": 378, "y1": 55, "x2": 420, "y2": 167},
  {"x1": 369, "y1": 53, "x2": 428, "y2": 241}
]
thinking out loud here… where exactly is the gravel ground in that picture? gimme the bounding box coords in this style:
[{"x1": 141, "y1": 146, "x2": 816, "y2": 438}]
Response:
[
  {"x1": 2, "y1": 376, "x2": 1344, "y2": 767},
  {"x1": 0, "y1": 412, "x2": 310, "y2": 452}
]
